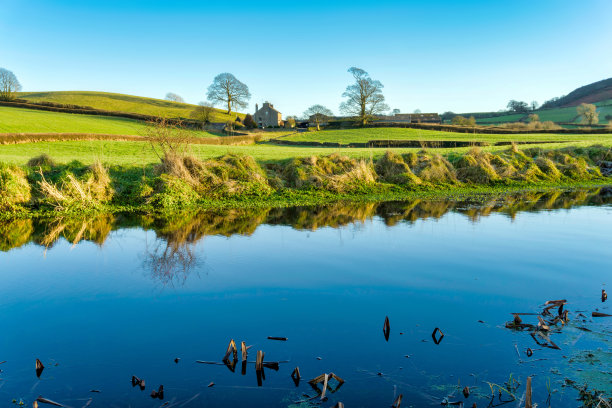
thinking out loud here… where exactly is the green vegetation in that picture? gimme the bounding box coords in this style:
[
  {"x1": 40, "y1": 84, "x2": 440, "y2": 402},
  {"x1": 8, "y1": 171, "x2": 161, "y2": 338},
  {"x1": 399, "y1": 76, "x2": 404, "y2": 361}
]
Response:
[
  {"x1": 280, "y1": 127, "x2": 612, "y2": 144},
  {"x1": 0, "y1": 106, "x2": 244, "y2": 137},
  {"x1": 17, "y1": 91, "x2": 244, "y2": 122},
  {"x1": 0, "y1": 143, "x2": 609, "y2": 217}
]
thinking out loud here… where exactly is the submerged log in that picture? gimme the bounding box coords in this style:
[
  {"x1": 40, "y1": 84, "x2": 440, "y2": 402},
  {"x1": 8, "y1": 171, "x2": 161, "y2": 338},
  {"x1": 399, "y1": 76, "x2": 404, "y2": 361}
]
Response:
[
  {"x1": 592, "y1": 312, "x2": 612, "y2": 317},
  {"x1": 35, "y1": 397, "x2": 63, "y2": 407}
]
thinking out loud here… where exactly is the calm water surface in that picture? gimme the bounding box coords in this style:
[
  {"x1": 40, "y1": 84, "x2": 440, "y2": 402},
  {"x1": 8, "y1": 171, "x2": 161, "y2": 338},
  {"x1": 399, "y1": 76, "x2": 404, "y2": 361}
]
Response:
[{"x1": 0, "y1": 189, "x2": 611, "y2": 407}]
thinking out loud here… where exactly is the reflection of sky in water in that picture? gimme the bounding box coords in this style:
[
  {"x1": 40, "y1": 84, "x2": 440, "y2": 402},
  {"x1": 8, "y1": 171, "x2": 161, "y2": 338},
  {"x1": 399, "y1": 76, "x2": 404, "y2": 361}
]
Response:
[{"x1": 0, "y1": 202, "x2": 610, "y2": 407}]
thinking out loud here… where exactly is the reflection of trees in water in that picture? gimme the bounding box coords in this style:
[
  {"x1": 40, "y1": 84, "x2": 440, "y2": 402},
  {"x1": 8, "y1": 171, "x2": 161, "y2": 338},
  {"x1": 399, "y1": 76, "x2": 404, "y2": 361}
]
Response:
[
  {"x1": 143, "y1": 238, "x2": 199, "y2": 287},
  {"x1": 1, "y1": 187, "x2": 612, "y2": 254}
]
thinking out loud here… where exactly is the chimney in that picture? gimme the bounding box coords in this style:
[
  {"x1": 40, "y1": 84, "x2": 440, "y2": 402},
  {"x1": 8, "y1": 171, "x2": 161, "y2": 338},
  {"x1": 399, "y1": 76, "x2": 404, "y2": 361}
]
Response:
[{"x1": 255, "y1": 103, "x2": 259, "y2": 113}]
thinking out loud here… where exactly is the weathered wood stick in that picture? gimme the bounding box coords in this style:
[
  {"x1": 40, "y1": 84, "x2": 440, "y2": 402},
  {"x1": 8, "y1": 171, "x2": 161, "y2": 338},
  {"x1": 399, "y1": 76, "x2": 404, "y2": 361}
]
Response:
[
  {"x1": 525, "y1": 376, "x2": 532, "y2": 408},
  {"x1": 309, "y1": 374, "x2": 326, "y2": 385},
  {"x1": 241, "y1": 341, "x2": 248, "y2": 362},
  {"x1": 35, "y1": 397, "x2": 64, "y2": 407},
  {"x1": 392, "y1": 394, "x2": 403, "y2": 408},
  {"x1": 593, "y1": 312, "x2": 612, "y2": 317},
  {"x1": 291, "y1": 366, "x2": 301, "y2": 381},
  {"x1": 332, "y1": 403, "x2": 344, "y2": 408},
  {"x1": 255, "y1": 350, "x2": 264, "y2": 372},
  {"x1": 267, "y1": 336, "x2": 288, "y2": 341},
  {"x1": 320, "y1": 374, "x2": 329, "y2": 400}
]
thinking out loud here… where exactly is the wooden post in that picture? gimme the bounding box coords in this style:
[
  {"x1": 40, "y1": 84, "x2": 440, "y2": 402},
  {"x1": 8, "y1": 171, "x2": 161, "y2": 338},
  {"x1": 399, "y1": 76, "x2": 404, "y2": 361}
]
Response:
[
  {"x1": 223, "y1": 339, "x2": 237, "y2": 362},
  {"x1": 255, "y1": 350, "x2": 264, "y2": 372},
  {"x1": 525, "y1": 376, "x2": 532, "y2": 408},
  {"x1": 241, "y1": 341, "x2": 248, "y2": 362},
  {"x1": 35, "y1": 359, "x2": 45, "y2": 378},
  {"x1": 291, "y1": 366, "x2": 301, "y2": 386},
  {"x1": 383, "y1": 316, "x2": 390, "y2": 341}
]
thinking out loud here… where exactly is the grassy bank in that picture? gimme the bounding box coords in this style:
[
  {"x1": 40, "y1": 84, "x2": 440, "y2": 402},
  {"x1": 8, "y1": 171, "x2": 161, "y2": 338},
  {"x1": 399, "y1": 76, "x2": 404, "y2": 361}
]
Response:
[{"x1": 0, "y1": 144, "x2": 610, "y2": 218}]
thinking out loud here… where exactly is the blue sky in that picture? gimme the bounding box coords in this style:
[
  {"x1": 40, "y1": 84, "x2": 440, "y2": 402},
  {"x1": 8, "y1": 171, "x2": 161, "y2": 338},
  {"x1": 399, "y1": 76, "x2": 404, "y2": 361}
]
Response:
[{"x1": 1, "y1": 0, "x2": 611, "y2": 116}]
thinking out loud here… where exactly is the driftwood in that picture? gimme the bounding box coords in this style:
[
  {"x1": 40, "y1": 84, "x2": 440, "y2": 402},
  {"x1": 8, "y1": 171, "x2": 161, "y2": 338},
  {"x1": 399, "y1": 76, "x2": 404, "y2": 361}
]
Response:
[
  {"x1": 208, "y1": 382, "x2": 215, "y2": 387},
  {"x1": 131, "y1": 375, "x2": 146, "y2": 390},
  {"x1": 174, "y1": 358, "x2": 180, "y2": 363},
  {"x1": 35, "y1": 359, "x2": 45, "y2": 378},
  {"x1": 603, "y1": 290, "x2": 608, "y2": 302},
  {"x1": 525, "y1": 376, "x2": 532, "y2": 408},
  {"x1": 432, "y1": 328, "x2": 444, "y2": 345},
  {"x1": 241, "y1": 341, "x2": 248, "y2": 362},
  {"x1": 383, "y1": 316, "x2": 390, "y2": 341},
  {"x1": 332, "y1": 403, "x2": 344, "y2": 408},
  {"x1": 320, "y1": 374, "x2": 329, "y2": 400},
  {"x1": 291, "y1": 367, "x2": 301, "y2": 386},
  {"x1": 537, "y1": 316, "x2": 550, "y2": 331},
  {"x1": 592, "y1": 312, "x2": 612, "y2": 317},
  {"x1": 267, "y1": 336, "x2": 288, "y2": 341},
  {"x1": 463, "y1": 386, "x2": 470, "y2": 398},
  {"x1": 35, "y1": 397, "x2": 63, "y2": 407},
  {"x1": 223, "y1": 339, "x2": 238, "y2": 362},
  {"x1": 255, "y1": 350, "x2": 264, "y2": 372},
  {"x1": 150, "y1": 385, "x2": 164, "y2": 400},
  {"x1": 392, "y1": 394, "x2": 403, "y2": 408}
]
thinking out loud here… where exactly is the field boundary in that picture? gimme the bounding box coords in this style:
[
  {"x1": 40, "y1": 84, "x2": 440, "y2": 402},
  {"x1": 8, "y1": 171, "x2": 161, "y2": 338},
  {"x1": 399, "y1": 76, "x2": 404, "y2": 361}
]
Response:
[
  {"x1": 325, "y1": 121, "x2": 612, "y2": 134},
  {"x1": 0, "y1": 133, "x2": 261, "y2": 146},
  {"x1": 266, "y1": 139, "x2": 566, "y2": 148}
]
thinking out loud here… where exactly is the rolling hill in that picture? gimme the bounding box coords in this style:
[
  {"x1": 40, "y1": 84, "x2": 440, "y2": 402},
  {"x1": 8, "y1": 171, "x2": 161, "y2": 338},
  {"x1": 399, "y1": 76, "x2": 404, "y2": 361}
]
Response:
[
  {"x1": 17, "y1": 91, "x2": 245, "y2": 122},
  {"x1": 459, "y1": 78, "x2": 612, "y2": 125}
]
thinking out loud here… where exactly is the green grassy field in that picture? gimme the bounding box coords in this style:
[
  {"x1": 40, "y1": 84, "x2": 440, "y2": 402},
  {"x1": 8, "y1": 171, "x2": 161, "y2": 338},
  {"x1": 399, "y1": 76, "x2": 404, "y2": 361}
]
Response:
[
  {"x1": 17, "y1": 91, "x2": 245, "y2": 122},
  {"x1": 0, "y1": 106, "x2": 228, "y2": 137},
  {"x1": 473, "y1": 99, "x2": 612, "y2": 125},
  {"x1": 280, "y1": 127, "x2": 612, "y2": 144},
  {"x1": 0, "y1": 139, "x2": 610, "y2": 167}
]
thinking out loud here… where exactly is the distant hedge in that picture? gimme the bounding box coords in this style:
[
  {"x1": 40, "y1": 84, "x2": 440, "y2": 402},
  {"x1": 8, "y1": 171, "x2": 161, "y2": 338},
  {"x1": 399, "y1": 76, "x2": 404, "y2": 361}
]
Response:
[{"x1": 0, "y1": 133, "x2": 261, "y2": 145}]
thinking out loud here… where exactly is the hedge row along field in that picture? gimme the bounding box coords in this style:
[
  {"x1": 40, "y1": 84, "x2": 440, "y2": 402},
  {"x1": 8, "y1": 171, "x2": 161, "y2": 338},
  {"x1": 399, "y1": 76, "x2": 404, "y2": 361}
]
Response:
[{"x1": 0, "y1": 145, "x2": 611, "y2": 215}]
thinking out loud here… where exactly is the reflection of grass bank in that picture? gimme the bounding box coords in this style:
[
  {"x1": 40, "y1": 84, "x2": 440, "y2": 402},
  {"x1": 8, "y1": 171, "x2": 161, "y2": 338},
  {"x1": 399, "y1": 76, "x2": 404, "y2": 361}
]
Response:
[
  {"x1": 1, "y1": 188, "x2": 611, "y2": 252},
  {"x1": 0, "y1": 145, "x2": 611, "y2": 217}
]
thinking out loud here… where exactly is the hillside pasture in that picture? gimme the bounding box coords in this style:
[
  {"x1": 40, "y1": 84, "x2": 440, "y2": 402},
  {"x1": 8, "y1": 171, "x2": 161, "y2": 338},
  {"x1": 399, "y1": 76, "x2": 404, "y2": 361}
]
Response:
[{"x1": 17, "y1": 91, "x2": 244, "y2": 122}]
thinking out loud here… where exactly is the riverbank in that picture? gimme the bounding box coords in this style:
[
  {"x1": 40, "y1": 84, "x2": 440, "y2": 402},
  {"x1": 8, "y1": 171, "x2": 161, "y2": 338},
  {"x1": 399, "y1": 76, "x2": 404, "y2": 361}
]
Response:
[{"x1": 1, "y1": 145, "x2": 611, "y2": 219}]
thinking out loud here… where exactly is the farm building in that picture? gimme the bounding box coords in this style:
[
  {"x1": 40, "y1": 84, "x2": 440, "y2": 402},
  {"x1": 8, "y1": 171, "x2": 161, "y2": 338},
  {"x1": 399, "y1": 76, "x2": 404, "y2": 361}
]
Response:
[{"x1": 254, "y1": 102, "x2": 283, "y2": 127}]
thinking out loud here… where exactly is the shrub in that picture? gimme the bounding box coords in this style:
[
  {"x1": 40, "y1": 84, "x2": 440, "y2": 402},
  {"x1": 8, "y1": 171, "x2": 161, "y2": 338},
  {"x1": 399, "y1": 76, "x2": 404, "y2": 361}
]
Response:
[
  {"x1": 27, "y1": 154, "x2": 56, "y2": 168},
  {"x1": 243, "y1": 114, "x2": 257, "y2": 129}
]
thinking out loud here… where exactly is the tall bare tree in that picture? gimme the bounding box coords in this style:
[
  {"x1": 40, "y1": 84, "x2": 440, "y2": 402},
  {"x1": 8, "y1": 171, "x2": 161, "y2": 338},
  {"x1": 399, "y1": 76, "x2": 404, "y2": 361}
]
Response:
[
  {"x1": 165, "y1": 92, "x2": 185, "y2": 103},
  {"x1": 304, "y1": 104, "x2": 333, "y2": 131},
  {"x1": 0, "y1": 68, "x2": 22, "y2": 101},
  {"x1": 206, "y1": 73, "x2": 251, "y2": 115},
  {"x1": 339, "y1": 67, "x2": 389, "y2": 126},
  {"x1": 577, "y1": 103, "x2": 599, "y2": 125}
]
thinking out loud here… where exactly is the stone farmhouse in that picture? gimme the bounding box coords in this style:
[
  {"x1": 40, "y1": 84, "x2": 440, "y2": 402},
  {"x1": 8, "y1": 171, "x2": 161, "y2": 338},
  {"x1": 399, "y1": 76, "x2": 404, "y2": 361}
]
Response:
[{"x1": 254, "y1": 102, "x2": 283, "y2": 127}]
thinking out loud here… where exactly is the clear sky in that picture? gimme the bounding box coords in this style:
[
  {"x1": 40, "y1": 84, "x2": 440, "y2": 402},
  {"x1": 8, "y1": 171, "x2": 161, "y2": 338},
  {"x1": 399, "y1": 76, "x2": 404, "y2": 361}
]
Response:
[{"x1": 1, "y1": 0, "x2": 611, "y2": 117}]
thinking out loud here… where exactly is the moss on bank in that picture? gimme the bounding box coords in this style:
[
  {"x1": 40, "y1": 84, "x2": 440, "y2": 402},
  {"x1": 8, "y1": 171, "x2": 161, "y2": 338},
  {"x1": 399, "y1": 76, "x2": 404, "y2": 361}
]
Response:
[{"x1": 1, "y1": 145, "x2": 611, "y2": 217}]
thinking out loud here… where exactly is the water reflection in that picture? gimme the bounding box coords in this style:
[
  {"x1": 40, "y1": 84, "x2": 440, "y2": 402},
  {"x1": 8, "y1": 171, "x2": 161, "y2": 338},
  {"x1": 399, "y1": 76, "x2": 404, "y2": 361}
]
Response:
[{"x1": 1, "y1": 188, "x2": 610, "y2": 254}]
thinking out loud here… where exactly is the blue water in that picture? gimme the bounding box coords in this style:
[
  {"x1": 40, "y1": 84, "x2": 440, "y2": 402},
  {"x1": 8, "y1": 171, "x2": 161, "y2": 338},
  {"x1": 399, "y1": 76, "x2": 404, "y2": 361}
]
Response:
[{"x1": 0, "y1": 190, "x2": 611, "y2": 407}]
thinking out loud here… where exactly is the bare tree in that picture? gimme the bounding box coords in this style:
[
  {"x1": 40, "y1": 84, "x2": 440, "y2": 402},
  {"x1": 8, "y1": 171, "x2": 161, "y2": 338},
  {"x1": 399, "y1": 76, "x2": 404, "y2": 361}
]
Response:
[
  {"x1": 190, "y1": 101, "x2": 215, "y2": 126},
  {"x1": 577, "y1": 103, "x2": 599, "y2": 125},
  {"x1": 0, "y1": 68, "x2": 22, "y2": 101},
  {"x1": 304, "y1": 104, "x2": 333, "y2": 131},
  {"x1": 206, "y1": 73, "x2": 251, "y2": 115},
  {"x1": 165, "y1": 92, "x2": 185, "y2": 103},
  {"x1": 339, "y1": 67, "x2": 389, "y2": 126}
]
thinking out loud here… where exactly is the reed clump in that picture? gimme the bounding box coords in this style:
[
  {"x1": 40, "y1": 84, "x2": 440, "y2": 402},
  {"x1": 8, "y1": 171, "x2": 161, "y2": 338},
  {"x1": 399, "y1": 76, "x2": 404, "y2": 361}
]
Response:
[
  {"x1": 37, "y1": 160, "x2": 114, "y2": 210},
  {"x1": 280, "y1": 153, "x2": 376, "y2": 192},
  {"x1": 0, "y1": 164, "x2": 32, "y2": 210}
]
